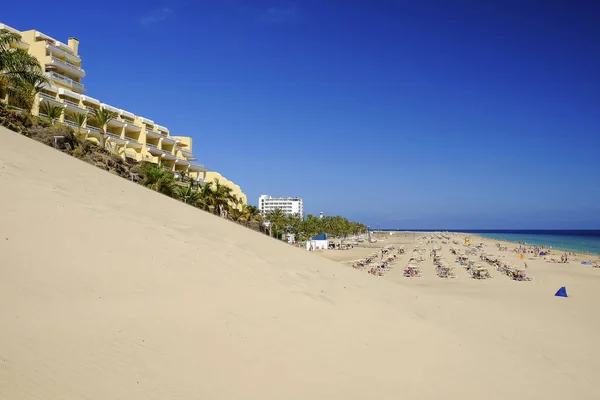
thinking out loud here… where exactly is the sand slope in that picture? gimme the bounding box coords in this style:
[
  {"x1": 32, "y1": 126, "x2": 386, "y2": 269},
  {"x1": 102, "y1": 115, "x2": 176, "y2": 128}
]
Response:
[{"x1": 0, "y1": 126, "x2": 598, "y2": 399}]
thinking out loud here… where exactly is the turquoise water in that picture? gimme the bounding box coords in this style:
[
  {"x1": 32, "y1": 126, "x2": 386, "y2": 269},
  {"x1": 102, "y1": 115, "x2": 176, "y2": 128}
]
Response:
[
  {"x1": 383, "y1": 229, "x2": 600, "y2": 255},
  {"x1": 474, "y1": 233, "x2": 600, "y2": 255}
]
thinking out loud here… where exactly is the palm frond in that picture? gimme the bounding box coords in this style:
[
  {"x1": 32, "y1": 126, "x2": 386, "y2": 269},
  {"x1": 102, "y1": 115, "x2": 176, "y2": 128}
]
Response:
[
  {"x1": 39, "y1": 102, "x2": 64, "y2": 124},
  {"x1": 0, "y1": 33, "x2": 48, "y2": 110},
  {"x1": 89, "y1": 108, "x2": 117, "y2": 133}
]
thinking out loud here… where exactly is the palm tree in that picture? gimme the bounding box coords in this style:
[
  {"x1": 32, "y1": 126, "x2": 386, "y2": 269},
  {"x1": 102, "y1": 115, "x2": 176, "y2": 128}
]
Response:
[
  {"x1": 0, "y1": 32, "x2": 48, "y2": 110},
  {"x1": 197, "y1": 181, "x2": 216, "y2": 212},
  {"x1": 227, "y1": 206, "x2": 244, "y2": 224},
  {"x1": 242, "y1": 205, "x2": 262, "y2": 227},
  {"x1": 286, "y1": 213, "x2": 304, "y2": 239},
  {"x1": 155, "y1": 175, "x2": 177, "y2": 197},
  {"x1": 211, "y1": 179, "x2": 235, "y2": 217},
  {"x1": 67, "y1": 112, "x2": 86, "y2": 136},
  {"x1": 139, "y1": 163, "x2": 177, "y2": 197},
  {"x1": 265, "y1": 208, "x2": 287, "y2": 239},
  {"x1": 177, "y1": 182, "x2": 201, "y2": 206},
  {"x1": 89, "y1": 108, "x2": 116, "y2": 147},
  {"x1": 39, "y1": 102, "x2": 64, "y2": 125}
]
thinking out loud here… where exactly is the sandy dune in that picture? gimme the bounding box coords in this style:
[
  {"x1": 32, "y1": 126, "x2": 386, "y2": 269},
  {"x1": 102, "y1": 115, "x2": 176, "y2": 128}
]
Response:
[{"x1": 1, "y1": 126, "x2": 599, "y2": 399}]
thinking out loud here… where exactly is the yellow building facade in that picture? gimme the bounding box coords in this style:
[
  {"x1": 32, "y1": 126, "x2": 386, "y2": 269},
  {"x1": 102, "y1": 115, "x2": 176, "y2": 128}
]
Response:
[
  {"x1": 205, "y1": 171, "x2": 248, "y2": 205},
  {"x1": 1, "y1": 21, "x2": 246, "y2": 198}
]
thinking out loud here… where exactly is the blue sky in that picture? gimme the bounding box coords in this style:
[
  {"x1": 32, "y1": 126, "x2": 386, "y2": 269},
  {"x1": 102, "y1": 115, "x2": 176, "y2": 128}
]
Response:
[{"x1": 4, "y1": 0, "x2": 600, "y2": 229}]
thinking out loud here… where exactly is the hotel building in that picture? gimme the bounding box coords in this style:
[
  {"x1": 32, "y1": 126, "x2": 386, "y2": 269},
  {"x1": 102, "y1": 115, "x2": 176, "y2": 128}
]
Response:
[
  {"x1": 258, "y1": 195, "x2": 304, "y2": 218},
  {"x1": 1, "y1": 22, "x2": 210, "y2": 184}
]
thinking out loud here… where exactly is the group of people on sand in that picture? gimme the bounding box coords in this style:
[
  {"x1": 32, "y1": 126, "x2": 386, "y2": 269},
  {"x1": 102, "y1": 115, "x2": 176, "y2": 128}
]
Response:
[
  {"x1": 433, "y1": 251, "x2": 456, "y2": 278},
  {"x1": 328, "y1": 243, "x2": 355, "y2": 250},
  {"x1": 480, "y1": 254, "x2": 533, "y2": 281},
  {"x1": 455, "y1": 251, "x2": 492, "y2": 279},
  {"x1": 351, "y1": 246, "x2": 404, "y2": 277},
  {"x1": 403, "y1": 264, "x2": 422, "y2": 277},
  {"x1": 352, "y1": 253, "x2": 381, "y2": 269},
  {"x1": 404, "y1": 248, "x2": 425, "y2": 278}
]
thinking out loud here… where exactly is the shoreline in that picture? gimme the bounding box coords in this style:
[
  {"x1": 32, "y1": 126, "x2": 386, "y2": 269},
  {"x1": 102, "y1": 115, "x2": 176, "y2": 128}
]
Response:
[
  {"x1": 466, "y1": 233, "x2": 600, "y2": 258},
  {"x1": 370, "y1": 230, "x2": 600, "y2": 257}
]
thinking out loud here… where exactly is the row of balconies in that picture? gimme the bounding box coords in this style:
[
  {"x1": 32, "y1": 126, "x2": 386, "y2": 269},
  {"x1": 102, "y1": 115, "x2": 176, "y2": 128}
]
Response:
[
  {"x1": 45, "y1": 71, "x2": 85, "y2": 93},
  {"x1": 46, "y1": 43, "x2": 80, "y2": 64},
  {"x1": 53, "y1": 112, "x2": 194, "y2": 164},
  {"x1": 46, "y1": 56, "x2": 85, "y2": 78}
]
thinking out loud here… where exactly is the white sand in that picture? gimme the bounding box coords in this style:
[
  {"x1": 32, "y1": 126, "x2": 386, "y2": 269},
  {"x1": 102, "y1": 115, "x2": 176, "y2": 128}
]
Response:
[{"x1": 1, "y1": 126, "x2": 599, "y2": 399}]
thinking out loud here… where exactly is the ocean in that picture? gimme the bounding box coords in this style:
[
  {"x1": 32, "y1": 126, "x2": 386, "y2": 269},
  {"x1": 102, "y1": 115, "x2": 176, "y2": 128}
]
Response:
[
  {"x1": 467, "y1": 230, "x2": 600, "y2": 255},
  {"x1": 382, "y1": 230, "x2": 600, "y2": 255}
]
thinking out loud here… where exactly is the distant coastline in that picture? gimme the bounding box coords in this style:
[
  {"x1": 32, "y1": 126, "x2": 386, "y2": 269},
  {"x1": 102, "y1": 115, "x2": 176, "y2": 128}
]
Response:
[{"x1": 377, "y1": 229, "x2": 600, "y2": 255}]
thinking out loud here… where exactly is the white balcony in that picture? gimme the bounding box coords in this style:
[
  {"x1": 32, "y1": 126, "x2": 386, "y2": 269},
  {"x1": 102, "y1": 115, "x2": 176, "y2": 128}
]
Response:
[
  {"x1": 58, "y1": 89, "x2": 85, "y2": 113},
  {"x1": 45, "y1": 71, "x2": 85, "y2": 93},
  {"x1": 161, "y1": 136, "x2": 177, "y2": 144},
  {"x1": 39, "y1": 83, "x2": 58, "y2": 94},
  {"x1": 146, "y1": 144, "x2": 176, "y2": 160},
  {"x1": 189, "y1": 162, "x2": 208, "y2": 172},
  {"x1": 155, "y1": 124, "x2": 169, "y2": 133},
  {"x1": 35, "y1": 31, "x2": 56, "y2": 42},
  {"x1": 39, "y1": 92, "x2": 64, "y2": 107},
  {"x1": 62, "y1": 98, "x2": 81, "y2": 107},
  {"x1": 84, "y1": 105, "x2": 100, "y2": 113},
  {"x1": 58, "y1": 88, "x2": 81, "y2": 100},
  {"x1": 55, "y1": 40, "x2": 73, "y2": 52},
  {"x1": 145, "y1": 128, "x2": 161, "y2": 139},
  {"x1": 62, "y1": 119, "x2": 82, "y2": 130},
  {"x1": 124, "y1": 122, "x2": 141, "y2": 132},
  {"x1": 0, "y1": 23, "x2": 20, "y2": 36},
  {"x1": 108, "y1": 118, "x2": 126, "y2": 128},
  {"x1": 120, "y1": 109, "x2": 135, "y2": 119},
  {"x1": 85, "y1": 125, "x2": 103, "y2": 138},
  {"x1": 179, "y1": 148, "x2": 193, "y2": 157},
  {"x1": 175, "y1": 158, "x2": 190, "y2": 166},
  {"x1": 82, "y1": 96, "x2": 100, "y2": 113},
  {"x1": 81, "y1": 95, "x2": 100, "y2": 106},
  {"x1": 105, "y1": 133, "x2": 126, "y2": 145},
  {"x1": 63, "y1": 101, "x2": 87, "y2": 114},
  {"x1": 46, "y1": 43, "x2": 80, "y2": 64},
  {"x1": 100, "y1": 103, "x2": 120, "y2": 114},
  {"x1": 139, "y1": 116, "x2": 154, "y2": 125},
  {"x1": 125, "y1": 137, "x2": 142, "y2": 148},
  {"x1": 47, "y1": 56, "x2": 85, "y2": 78}
]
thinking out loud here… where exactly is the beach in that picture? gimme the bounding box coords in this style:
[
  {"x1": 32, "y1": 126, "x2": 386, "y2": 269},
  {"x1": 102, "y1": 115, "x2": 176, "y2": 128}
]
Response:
[
  {"x1": 2, "y1": 125, "x2": 600, "y2": 399},
  {"x1": 318, "y1": 231, "x2": 600, "y2": 295}
]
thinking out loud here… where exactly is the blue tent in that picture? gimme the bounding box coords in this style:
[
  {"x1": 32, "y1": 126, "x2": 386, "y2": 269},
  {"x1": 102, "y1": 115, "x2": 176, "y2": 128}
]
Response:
[
  {"x1": 555, "y1": 287, "x2": 568, "y2": 297},
  {"x1": 311, "y1": 233, "x2": 328, "y2": 241}
]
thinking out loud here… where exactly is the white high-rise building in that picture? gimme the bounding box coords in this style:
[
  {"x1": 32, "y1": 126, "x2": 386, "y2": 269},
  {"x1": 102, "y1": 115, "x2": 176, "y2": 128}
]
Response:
[{"x1": 258, "y1": 195, "x2": 304, "y2": 218}]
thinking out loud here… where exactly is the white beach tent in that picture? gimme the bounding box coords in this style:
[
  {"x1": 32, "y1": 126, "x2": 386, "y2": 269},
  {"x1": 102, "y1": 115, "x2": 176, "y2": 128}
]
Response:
[{"x1": 306, "y1": 234, "x2": 328, "y2": 250}]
